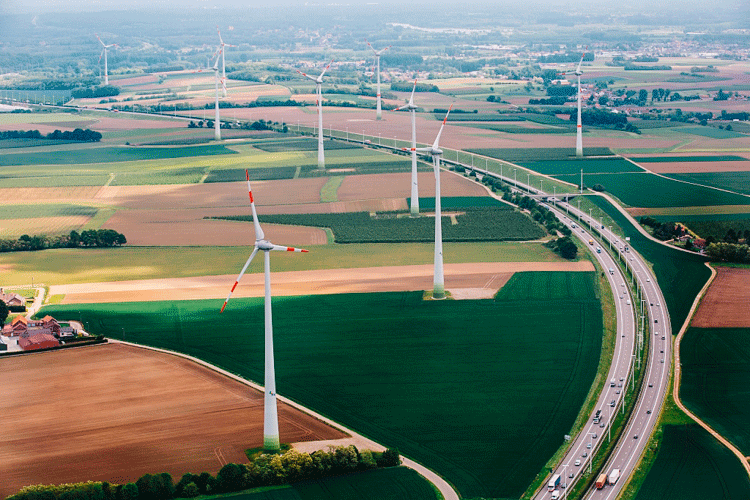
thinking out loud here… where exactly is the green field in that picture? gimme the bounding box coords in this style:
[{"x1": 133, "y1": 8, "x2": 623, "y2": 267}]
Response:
[
  {"x1": 680, "y1": 126, "x2": 746, "y2": 139},
  {"x1": 587, "y1": 195, "x2": 712, "y2": 335},
  {"x1": 556, "y1": 173, "x2": 750, "y2": 208},
  {"x1": 679, "y1": 327, "x2": 750, "y2": 455},
  {"x1": 467, "y1": 147, "x2": 614, "y2": 162},
  {"x1": 0, "y1": 204, "x2": 99, "y2": 220},
  {"x1": 39, "y1": 272, "x2": 603, "y2": 499},
  {"x1": 0, "y1": 241, "x2": 563, "y2": 286},
  {"x1": 220, "y1": 205, "x2": 545, "y2": 243},
  {"x1": 514, "y1": 158, "x2": 642, "y2": 176},
  {"x1": 634, "y1": 424, "x2": 750, "y2": 500},
  {"x1": 207, "y1": 467, "x2": 439, "y2": 500},
  {"x1": 0, "y1": 144, "x2": 237, "y2": 166},
  {"x1": 665, "y1": 172, "x2": 750, "y2": 196},
  {"x1": 253, "y1": 138, "x2": 360, "y2": 153}
]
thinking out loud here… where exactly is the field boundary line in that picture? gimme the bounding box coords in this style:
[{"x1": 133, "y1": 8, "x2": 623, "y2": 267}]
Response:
[
  {"x1": 621, "y1": 155, "x2": 750, "y2": 200},
  {"x1": 106, "y1": 338, "x2": 460, "y2": 500},
  {"x1": 672, "y1": 263, "x2": 750, "y2": 479}
]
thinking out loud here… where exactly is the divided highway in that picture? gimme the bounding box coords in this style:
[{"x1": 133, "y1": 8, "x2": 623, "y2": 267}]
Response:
[{"x1": 460, "y1": 164, "x2": 671, "y2": 500}]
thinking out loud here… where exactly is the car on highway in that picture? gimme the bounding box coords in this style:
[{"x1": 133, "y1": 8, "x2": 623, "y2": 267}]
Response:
[
  {"x1": 610, "y1": 399, "x2": 616, "y2": 406},
  {"x1": 575, "y1": 459, "x2": 581, "y2": 466},
  {"x1": 587, "y1": 443, "x2": 592, "y2": 449},
  {"x1": 634, "y1": 434, "x2": 639, "y2": 439},
  {"x1": 569, "y1": 473, "x2": 574, "y2": 478},
  {"x1": 648, "y1": 383, "x2": 653, "y2": 387},
  {"x1": 646, "y1": 410, "x2": 651, "y2": 414}
]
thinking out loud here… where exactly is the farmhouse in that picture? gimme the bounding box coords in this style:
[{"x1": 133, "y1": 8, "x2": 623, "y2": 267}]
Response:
[
  {"x1": 18, "y1": 333, "x2": 60, "y2": 351},
  {"x1": 1, "y1": 315, "x2": 62, "y2": 337},
  {"x1": 0, "y1": 288, "x2": 25, "y2": 308}
]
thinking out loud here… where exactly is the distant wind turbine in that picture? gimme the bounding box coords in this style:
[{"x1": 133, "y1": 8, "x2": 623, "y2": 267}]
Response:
[
  {"x1": 415, "y1": 105, "x2": 452, "y2": 299},
  {"x1": 217, "y1": 26, "x2": 236, "y2": 97},
  {"x1": 96, "y1": 34, "x2": 116, "y2": 86},
  {"x1": 196, "y1": 49, "x2": 225, "y2": 140},
  {"x1": 394, "y1": 80, "x2": 421, "y2": 216},
  {"x1": 221, "y1": 169, "x2": 309, "y2": 452},
  {"x1": 297, "y1": 60, "x2": 333, "y2": 169},
  {"x1": 366, "y1": 40, "x2": 391, "y2": 120},
  {"x1": 560, "y1": 50, "x2": 587, "y2": 157}
]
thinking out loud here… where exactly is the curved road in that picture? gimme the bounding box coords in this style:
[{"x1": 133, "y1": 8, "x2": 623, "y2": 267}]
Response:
[{"x1": 462, "y1": 165, "x2": 670, "y2": 500}]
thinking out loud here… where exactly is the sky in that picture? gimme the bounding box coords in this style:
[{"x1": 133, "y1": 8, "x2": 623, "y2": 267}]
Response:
[{"x1": 2, "y1": 0, "x2": 733, "y2": 13}]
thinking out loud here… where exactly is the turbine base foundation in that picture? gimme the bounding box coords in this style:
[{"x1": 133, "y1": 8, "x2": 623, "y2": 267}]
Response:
[{"x1": 264, "y1": 434, "x2": 281, "y2": 452}]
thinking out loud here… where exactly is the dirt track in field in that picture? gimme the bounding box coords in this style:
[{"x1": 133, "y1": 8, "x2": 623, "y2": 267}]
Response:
[
  {"x1": 0, "y1": 343, "x2": 345, "y2": 498},
  {"x1": 691, "y1": 266, "x2": 750, "y2": 328},
  {"x1": 51, "y1": 261, "x2": 594, "y2": 304}
]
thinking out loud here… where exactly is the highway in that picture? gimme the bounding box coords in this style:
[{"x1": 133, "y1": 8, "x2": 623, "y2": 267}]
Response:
[{"x1": 458, "y1": 163, "x2": 671, "y2": 500}]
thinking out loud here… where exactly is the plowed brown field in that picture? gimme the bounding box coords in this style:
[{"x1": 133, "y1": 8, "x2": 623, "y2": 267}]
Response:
[
  {"x1": 50, "y1": 261, "x2": 595, "y2": 304},
  {"x1": 0, "y1": 343, "x2": 345, "y2": 497},
  {"x1": 692, "y1": 266, "x2": 750, "y2": 328}
]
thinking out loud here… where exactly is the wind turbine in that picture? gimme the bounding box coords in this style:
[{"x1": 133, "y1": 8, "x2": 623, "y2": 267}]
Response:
[
  {"x1": 560, "y1": 50, "x2": 587, "y2": 157},
  {"x1": 210, "y1": 49, "x2": 225, "y2": 140},
  {"x1": 220, "y1": 169, "x2": 309, "y2": 452},
  {"x1": 96, "y1": 34, "x2": 116, "y2": 86},
  {"x1": 394, "y1": 80, "x2": 420, "y2": 216},
  {"x1": 415, "y1": 105, "x2": 452, "y2": 299},
  {"x1": 216, "y1": 26, "x2": 236, "y2": 97},
  {"x1": 297, "y1": 60, "x2": 333, "y2": 169},
  {"x1": 366, "y1": 40, "x2": 391, "y2": 120}
]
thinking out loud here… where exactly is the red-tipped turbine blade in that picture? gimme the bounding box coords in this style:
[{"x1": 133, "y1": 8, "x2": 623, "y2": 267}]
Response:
[
  {"x1": 271, "y1": 244, "x2": 308, "y2": 253},
  {"x1": 246, "y1": 169, "x2": 265, "y2": 241},
  {"x1": 318, "y1": 59, "x2": 333, "y2": 79},
  {"x1": 432, "y1": 104, "x2": 453, "y2": 149},
  {"x1": 220, "y1": 246, "x2": 259, "y2": 312}
]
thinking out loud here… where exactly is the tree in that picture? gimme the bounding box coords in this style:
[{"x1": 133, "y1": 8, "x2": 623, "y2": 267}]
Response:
[
  {"x1": 216, "y1": 463, "x2": 247, "y2": 493},
  {"x1": 0, "y1": 300, "x2": 8, "y2": 325},
  {"x1": 638, "y1": 89, "x2": 648, "y2": 103},
  {"x1": 556, "y1": 237, "x2": 578, "y2": 260},
  {"x1": 120, "y1": 484, "x2": 138, "y2": 500}
]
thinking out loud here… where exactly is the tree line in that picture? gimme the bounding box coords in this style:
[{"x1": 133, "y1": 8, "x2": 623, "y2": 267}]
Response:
[
  {"x1": 71, "y1": 86, "x2": 121, "y2": 98},
  {"x1": 0, "y1": 230, "x2": 126, "y2": 253},
  {"x1": 0, "y1": 129, "x2": 102, "y2": 142},
  {"x1": 6, "y1": 446, "x2": 400, "y2": 500}
]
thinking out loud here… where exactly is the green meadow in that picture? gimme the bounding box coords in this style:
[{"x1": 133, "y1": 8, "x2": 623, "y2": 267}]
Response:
[
  {"x1": 634, "y1": 425, "x2": 750, "y2": 500},
  {"x1": 40, "y1": 272, "x2": 603, "y2": 499},
  {"x1": 679, "y1": 327, "x2": 750, "y2": 456}
]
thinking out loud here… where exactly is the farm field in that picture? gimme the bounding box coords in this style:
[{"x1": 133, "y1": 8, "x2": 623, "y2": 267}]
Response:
[
  {"x1": 49, "y1": 261, "x2": 595, "y2": 304},
  {"x1": 219, "y1": 206, "x2": 545, "y2": 243},
  {"x1": 40, "y1": 271, "x2": 603, "y2": 499},
  {"x1": 633, "y1": 424, "x2": 750, "y2": 500},
  {"x1": 557, "y1": 172, "x2": 750, "y2": 208},
  {"x1": 664, "y1": 172, "x2": 750, "y2": 196},
  {"x1": 0, "y1": 343, "x2": 345, "y2": 499},
  {"x1": 206, "y1": 467, "x2": 439, "y2": 500},
  {"x1": 587, "y1": 195, "x2": 712, "y2": 335},
  {"x1": 692, "y1": 266, "x2": 750, "y2": 328},
  {"x1": 679, "y1": 327, "x2": 750, "y2": 457},
  {"x1": 0, "y1": 241, "x2": 564, "y2": 287}
]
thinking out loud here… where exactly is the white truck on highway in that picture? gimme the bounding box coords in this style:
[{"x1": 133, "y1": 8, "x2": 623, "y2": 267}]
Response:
[
  {"x1": 608, "y1": 468, "x2": 620, "y2": 485},
  {"x1": 548, "y1": 473, "x2": 561, "y2": 492}
]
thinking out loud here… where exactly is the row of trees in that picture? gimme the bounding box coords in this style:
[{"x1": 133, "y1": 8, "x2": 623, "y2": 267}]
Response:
[
  {"x1": 7, "y1": 446, "x2": 400, "y2": 500},
  {"x1": 0, "y1": 129, "x2": 102, "y2": 142},
  {"x1": 0, "y1": 230, "x2": 126, "y2": 253},
  {"x1": 71, "y1": 86, "x2": 120, "y2": 99},
  {"x1": 705, "y1": 242, "x2": 750, "y2": 264},
  {"x1": 639, "y1": 217, "x2": 687, "y2": 241}
]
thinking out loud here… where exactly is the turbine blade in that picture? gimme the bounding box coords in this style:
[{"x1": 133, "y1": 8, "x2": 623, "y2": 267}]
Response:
[
  {"x1": 271, "y1": 244, "x2": 309, "y2": 253},
  {"x1": 366, "y1": 39, "x2": 376, "y2": 54},
  {"x1": 392, "y1": 104, "x2": 409, "y2": 111},
  {"x1": 220, "y1": 246, "x2": 259, "y2": 313},
  {"x1": 246, "y1": 169, "x2": 265, "y2": 241},
  {"x1": 382, "y1": 45, "x2": 392, "y2": 54},
  {"x1": 409, "y1": 79, "x2": 417, "y2": 104},
  {"x1": 217, "y1": 25, "x2": 223, "y2": 44},
  {"x1": 318, "y1": 59, "x2": 333, "y2": 79},
  {"x1": 296, "y1": 69, "x2": 317, "y2": 82},
  {"x1": 96, "y1": 34, "x2": 105, "y2": 47},
  {"x1": 432, "y1": 104, "x2": 453, "y2": 149},
  {"x1": 576, "y1": 50, "x2": 586, "y2": 73},
  {"x1": 99, "y1": 49, "x2": 104, "y2": 63}
]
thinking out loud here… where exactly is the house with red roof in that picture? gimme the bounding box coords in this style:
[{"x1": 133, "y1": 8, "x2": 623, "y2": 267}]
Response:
[{"x1": 19, "y1": 333, "x2": 60, "y2": 351}]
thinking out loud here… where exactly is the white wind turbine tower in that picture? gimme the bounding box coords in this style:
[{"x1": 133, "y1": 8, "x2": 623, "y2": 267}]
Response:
[
  {"x1": 415, "y1": 105, "x2": 452, "y2": 299},
  {"x1": 96, "y1": 34, "x2": 116, "y2": 86},
  {"x1": 366, "y1": 40, "x2": 391, "y2": 120},
  {"x1": 221, "y1": 169, "x2": 309, "y2": 452},
  {"x1": 216, "y1": 26, "x2": 236, "y2": 97},
  {"x1": 394, "y1": 80, "x2": 421, "y2": 216},
  {"x1": 560, "y1": 51, "x2": 587, "y2": 157},
  {"x1": 297, "y1": 60, "x2": 333, "y2": 169},
  {"x1": 211, "y1": 49, "x2": 225, "y2": 141}
]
